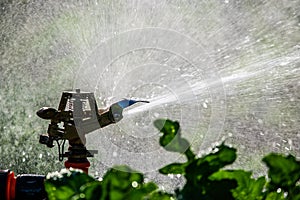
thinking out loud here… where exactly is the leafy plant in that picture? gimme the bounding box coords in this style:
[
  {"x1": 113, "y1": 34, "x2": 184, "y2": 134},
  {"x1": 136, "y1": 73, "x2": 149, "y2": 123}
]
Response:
[
  {"x1": 45, "y1": 166, "x2": 173, "y2": 200},
  {"x1": 263, "y1": 154, "x2": 300, "y2": 200},
  {"x1": 45, "y1": 119, "x2": 300, "y2": 200}
]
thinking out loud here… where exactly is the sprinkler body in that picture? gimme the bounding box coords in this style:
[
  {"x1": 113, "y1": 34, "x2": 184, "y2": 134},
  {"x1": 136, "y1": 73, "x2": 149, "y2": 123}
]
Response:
[{"x1": 36, "y1": 89, "x2": 149, "y2": 173}]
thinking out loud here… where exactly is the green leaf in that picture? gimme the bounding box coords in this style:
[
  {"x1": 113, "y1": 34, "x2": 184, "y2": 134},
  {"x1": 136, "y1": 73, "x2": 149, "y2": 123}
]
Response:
[
  {"x1": 159, "y1": 163, "x2": 187, "y2": 175},
  {"x1": 180, "y1": 178, "x2": 237, "y2": 200},
  {"x1": 146, "y1": 191, "x2": 174, "y2": 200},
  {"x1": 205, "y1": 144, "x2": 237, "y2": 164},
  {"x1": 100, "y1": 165, "x2": 150, "y2": 200},
  {"x1": 265, "y1": 191, "x2": 285, "y2": 200},
  {"x1": 154, "y1": 119, "x2": 180, "y2": 139},
  {"x1": 80, "y1": 182, "x2": 102, "y2": 200},
  {"x1": 184, "y1": 147, "x2": 196, "y2": 161},
  {"x1": 210, "y1": 170, "x2": 266, "y2": 200},
  {"x1": 263, "y1": 153, "x2": 300, "y2": 190},
  {"x1": 205, "y1": 179, "x2": 238, "y2": 200},
  {"x1": 154, "y1": 119, "x2": 191, "y2": 154},
  {"x1": 185, "y1": 144, "x2": 237, "y2": 181},
  {"x1": 124, "y1": 182, "x2": 158, "y2": 199},
  {"x1": 45, "y1": 168, "x2": 98, "y2": 200},
  {"x1": 99, "y1": 165, "x2": 173, "y2": 199},
  {"x1": 291, "y1": 186, "x2": 300, "y2": 200},
  {"x1": 176, "y1": 144, "x2": 237, "y2": 199}
]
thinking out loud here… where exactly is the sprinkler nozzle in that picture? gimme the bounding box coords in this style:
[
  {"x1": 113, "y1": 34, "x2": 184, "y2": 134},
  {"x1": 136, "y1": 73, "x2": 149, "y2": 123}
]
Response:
[
  {"x1": 116, "y1": 99, "x2": 150, "y2": 109},
  {"x1": 135, "y1": 100, "x2": 150, "y2": 103},
  {"x1": 109, "y1": 99, "x2": 150, "y2": 122}
]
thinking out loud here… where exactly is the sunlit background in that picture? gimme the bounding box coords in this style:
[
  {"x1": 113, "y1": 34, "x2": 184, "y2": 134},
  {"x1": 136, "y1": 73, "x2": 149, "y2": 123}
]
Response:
[{"x1": 1, "y1": 0, "x2": 299, "y2": 191}]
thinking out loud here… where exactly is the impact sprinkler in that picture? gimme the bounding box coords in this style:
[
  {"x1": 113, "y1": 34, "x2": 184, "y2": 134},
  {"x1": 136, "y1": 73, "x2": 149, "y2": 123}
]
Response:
[{"x1": 36, "y1": 89, "x2": 149, "y2": 173}]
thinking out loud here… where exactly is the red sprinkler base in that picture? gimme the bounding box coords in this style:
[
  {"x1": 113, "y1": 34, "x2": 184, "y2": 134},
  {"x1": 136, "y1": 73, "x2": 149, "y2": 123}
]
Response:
[{"x1": 64, "y1": 160, "x2": 91, "y2": 174}]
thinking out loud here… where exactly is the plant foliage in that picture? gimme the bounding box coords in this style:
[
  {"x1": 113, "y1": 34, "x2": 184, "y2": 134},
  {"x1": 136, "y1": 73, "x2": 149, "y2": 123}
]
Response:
[{"x1": 45, "y1": 119, "x2": 300, "y2": 200}]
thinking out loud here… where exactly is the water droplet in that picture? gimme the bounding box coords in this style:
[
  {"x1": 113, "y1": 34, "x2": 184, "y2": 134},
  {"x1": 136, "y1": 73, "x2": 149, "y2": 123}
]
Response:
[
  {"x1": 259, "y1": 132, "x2": 264, "y2": 136},
  {"x1": 132, "y1": 181, "x2": 138, "y2": 188},
  {"x1": 277, "y1": 188, "x2": 282, "y2": 193},
  {"x1": 168, "y1": 174, "x2": 174, "y2": 178},
  {"x1": 276, "y1": 143, "x2": 281, "y2": 147},
  {"x1": 282, "y1": 123, "x2": 287, "y2": 127},
  {"x1": 285, "y1": 147, "x2": 290, "y2": 151}
]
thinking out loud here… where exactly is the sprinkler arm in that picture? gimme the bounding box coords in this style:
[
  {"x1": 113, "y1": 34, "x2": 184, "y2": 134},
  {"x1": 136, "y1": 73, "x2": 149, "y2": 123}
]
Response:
[{"x1": 83, "y1": 99, "x2": 149, "y2": 141}]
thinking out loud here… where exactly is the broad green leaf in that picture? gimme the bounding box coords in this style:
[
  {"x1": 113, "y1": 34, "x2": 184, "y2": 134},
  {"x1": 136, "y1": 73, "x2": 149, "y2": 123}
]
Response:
[
  {"x1": 163, "y1": 137, "x2": 190, "y2": 154},
  {"x1": 146, "y1": 191, "x2": 174, "y2": 200},
  {"x1": 205, "y1": 179, "x2": 237, "y2": 200},
  {"x1": 154, "y1": 119, "x2": 191, "y2": 153},
  {"x1": 100, "y1": 165, "x2": 173, "y2": 199},
  {"x1": 265, "y1": 191, "x2": 285, "y2": 200},
  {"x1": 80, "y1": 182, "x2": 102, "y2": 200},
  {"x1": 291, "y1": 186, "x2": 300, "y2": 200},
  {"x1": 289, "y1": 185, "x2": 300, "y2": 200},
  {"x1": 203, "y1": 144, "x2": 237, "y2": 164},
  {"x1": 180, "y1": 178, "x2": 237, "y2": 200},
  {"x1": 45, "y1": 184, "x2": 75, "y2": 200},
  {"x1": 154, "y1": 119, "x2": 180, "y2": 140},
  {"x1": 101, "y1": 165, "x2": 153, "y2": 200},
  {"x1": 124, "y1": 182, "x2": 158, "y2": 199},
  {"x1": 177, "y1": 144, "x2": 237, "y2": 199},
  {"x1": 210, "y1": 170, "x2": 265, "y2": 200},
  {"x1": 45, "y1": 168, "x2": 98, "y2": 200},
  {"x1": 184, "y1": 147, "x2": 196, "y2": 161},
  {"x1": 138, "y1": 182, "x2": 158, "y2": 194},
  {"x1": 159, "y1": 163, "x2": 187, "y2": 175},
  {"x1": 263, "y1": 153, "x2": 300, "y2": 190},
  {"x1": 185, "y1": 143, "x2": 237, "y2": 181}
]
